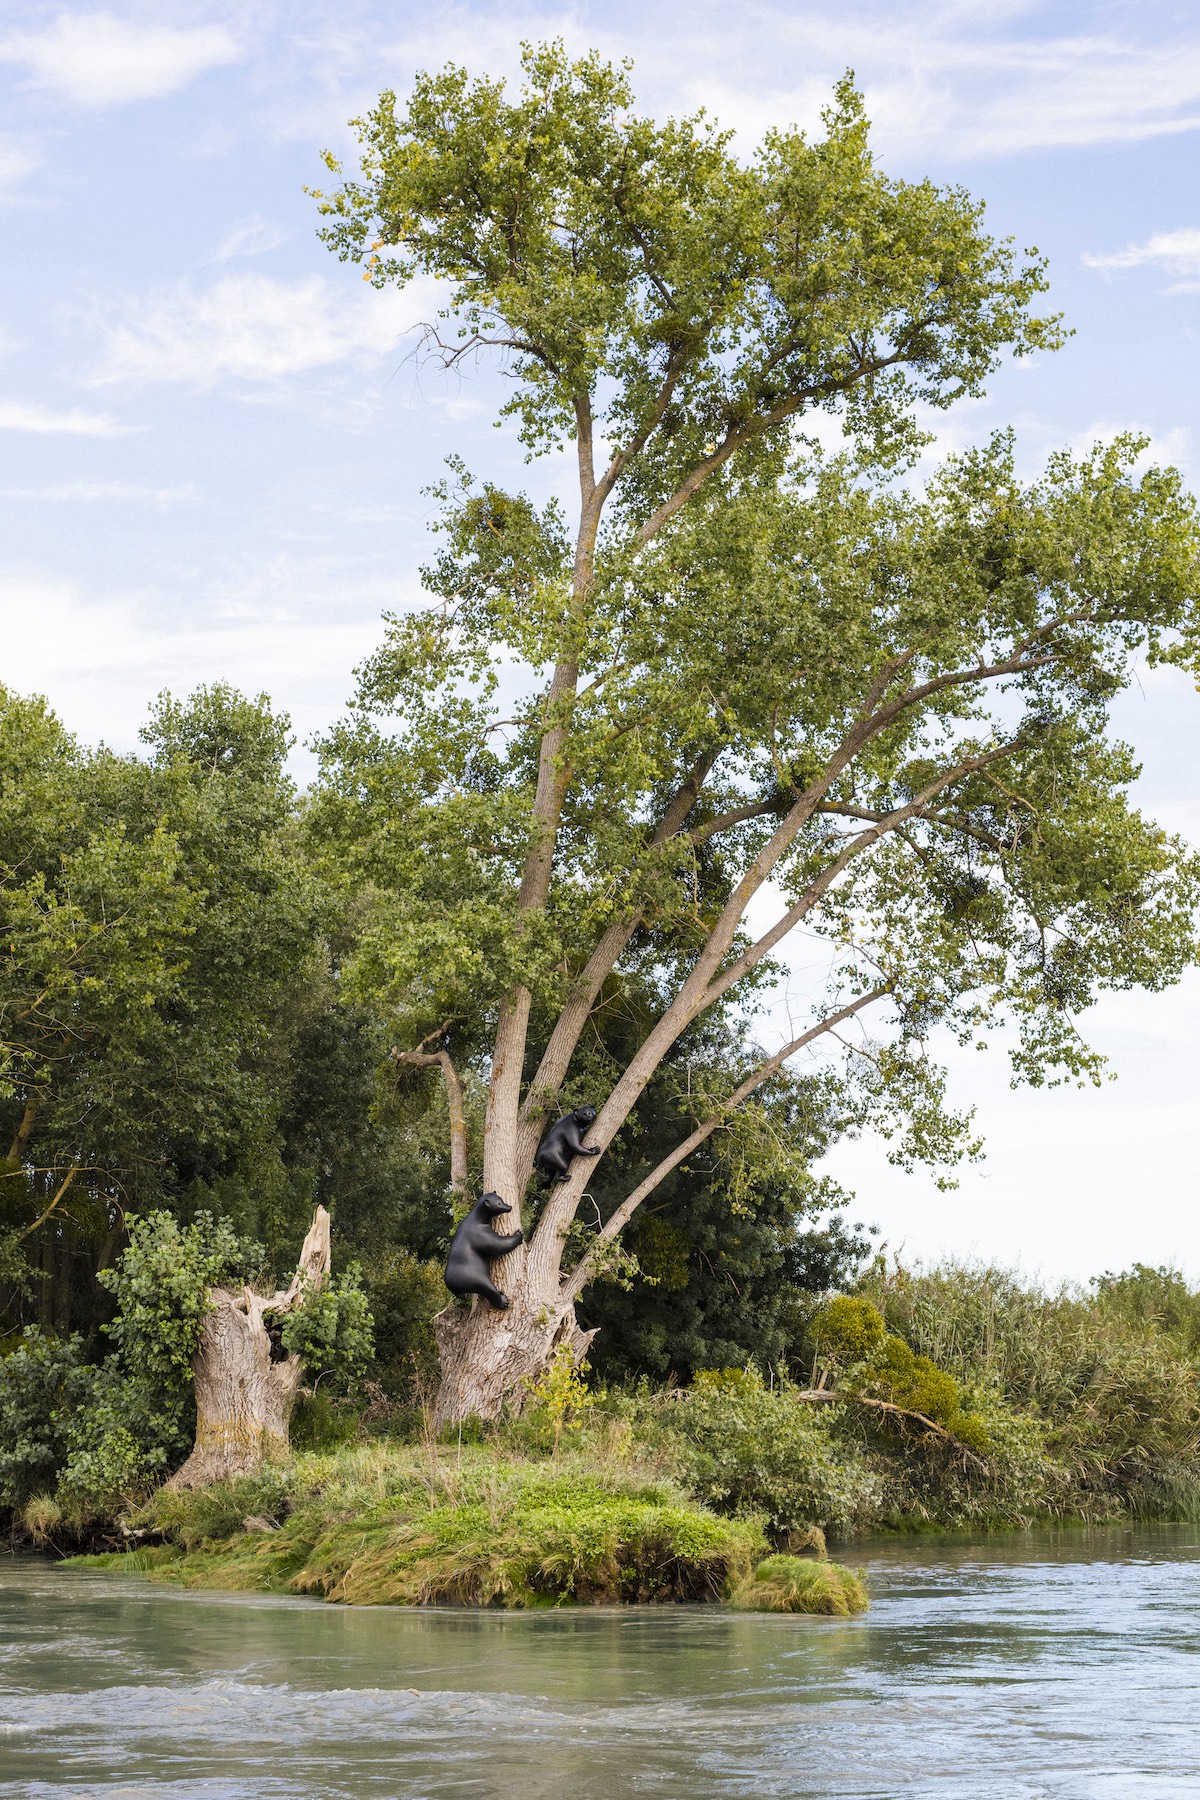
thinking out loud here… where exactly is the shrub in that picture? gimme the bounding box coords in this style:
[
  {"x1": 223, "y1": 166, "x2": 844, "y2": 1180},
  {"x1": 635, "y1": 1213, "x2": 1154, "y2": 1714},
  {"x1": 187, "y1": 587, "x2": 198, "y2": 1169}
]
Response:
[
  {"x1": 58, "y1": 1210, "x2": 259, "y2": 1516},
  {"x1": 360, "y1": 1250, "x2": 444, "y2": 1396},
  {"x1": 291, "y1": 1389, "x2": 361, "y2": 1452},
  {"x1": 659, "y1": 1369, "x2": 881, "y2": 1538},
  {"x1": 279, "y1": 1265, "x2": 374, "y2": 1393},
  {"x1": 0, "y1": 1331, "x2": 93, "y2": 1511},
  {"x1": 520, "y1": 1345, "x2": 597, "y2": 1454},
  {"x1": 812, "y1": 1295, "x2": 887, "y2": 1364},
  {"x1": 810, "y1": 1295, "x2": 989, "y2": 1452}
]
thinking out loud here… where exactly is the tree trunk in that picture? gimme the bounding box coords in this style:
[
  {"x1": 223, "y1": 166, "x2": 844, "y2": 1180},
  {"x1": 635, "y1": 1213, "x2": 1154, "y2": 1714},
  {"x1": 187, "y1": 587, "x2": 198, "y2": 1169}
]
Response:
[
  {"x1": 169, "y1": 1207, "x2": 331, "y2": 1489},
  {"x1": 433, "y1": 1284, "x2": 595, "y2": 1428}
]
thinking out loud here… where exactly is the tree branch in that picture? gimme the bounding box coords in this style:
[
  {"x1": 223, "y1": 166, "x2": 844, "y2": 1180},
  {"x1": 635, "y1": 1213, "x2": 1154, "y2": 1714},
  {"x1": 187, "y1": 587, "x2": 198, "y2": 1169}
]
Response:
[
  {"x1": 16, "y1": 1165, "x2": 79, "y2": 1245},
  {"x1": 7, "y1": 1096, "x2": 37, "y2": 1164},
  {"x1": 790, "y1": 1387, "x2": 990, "y2": 1471},
  {"x1": 633, "y1": 349, "x2": 909, "y2": 551},
  {"x1": 701, "y1": 734, "x2": 1026, "y2": 1010},
  {"x1": 519, "y1": 744, "x2": 722, "y2": 1133},
  {"x1": 391, "y1": 1038, "x2": 469, "y2": 1195},
  {"x1": 560, "y1": 986, "x2": 889, "y2": 1303}
]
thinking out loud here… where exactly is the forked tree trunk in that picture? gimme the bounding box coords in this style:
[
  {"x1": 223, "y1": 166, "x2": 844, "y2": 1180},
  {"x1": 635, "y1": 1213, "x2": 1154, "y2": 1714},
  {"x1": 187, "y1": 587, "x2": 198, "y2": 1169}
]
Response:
[
  {"x1": 433, "y1": 1266, "x2": 595, "y2": 1428},
  {"x1": 169, "y1": 1207, "x2": 331, "y2": 1489}
]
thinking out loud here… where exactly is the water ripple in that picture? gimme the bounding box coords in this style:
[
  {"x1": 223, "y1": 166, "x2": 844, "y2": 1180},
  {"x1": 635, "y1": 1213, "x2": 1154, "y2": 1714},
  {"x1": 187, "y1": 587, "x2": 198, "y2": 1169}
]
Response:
[{"x1": 2, "y1": 1525, "x2": 1199, "y2": 1799}]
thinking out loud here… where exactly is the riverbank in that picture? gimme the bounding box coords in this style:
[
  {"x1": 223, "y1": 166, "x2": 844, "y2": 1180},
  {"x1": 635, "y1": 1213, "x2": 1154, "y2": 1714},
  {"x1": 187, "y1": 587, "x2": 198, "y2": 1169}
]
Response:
[{"x1": 64, "y1": 1443, "x2": 869, "y2": 1614}]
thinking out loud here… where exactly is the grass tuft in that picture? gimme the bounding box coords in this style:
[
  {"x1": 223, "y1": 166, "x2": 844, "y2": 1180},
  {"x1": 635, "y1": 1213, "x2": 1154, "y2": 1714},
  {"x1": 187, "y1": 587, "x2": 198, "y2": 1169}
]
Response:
[{"x1": 731, "y1": 1553, "x2": 868, "y2": 1615}]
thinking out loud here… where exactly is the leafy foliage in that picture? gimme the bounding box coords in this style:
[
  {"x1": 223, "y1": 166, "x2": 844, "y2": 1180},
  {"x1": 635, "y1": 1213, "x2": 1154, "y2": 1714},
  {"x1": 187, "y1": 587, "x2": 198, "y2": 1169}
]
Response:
[
  {"x1": 100, "y1": 1211, "x2": 257, "y2": 1386},
  {"x1": 0, "y1": 1330, "x2": 93, "y2": 1509},
  {"x1": 278, "y1": 1268, "x2": 374, "y2": 1393},
  {"x1": 0, "y1": 683, "x2": 318, "y2": 1329},
  {"x1": 810, "y1": 1293, "x2": 989, "y2": 1450},
  {"x1": 520, "y1": 1344, "x2": 597, "y2": 1453},
  {"x1": 59, "y1": 1211, "x2": 259, "y2": 1512},
  {"x1": 650, "y1": 1366, "x2": 882, "y2": 1537},
  {"x1": 308, "y1": 43, "x2": 1200, "y2": 1375},
  {"x1": 858, "y1": 1259, "x2": 1200, "y2": 1520}
]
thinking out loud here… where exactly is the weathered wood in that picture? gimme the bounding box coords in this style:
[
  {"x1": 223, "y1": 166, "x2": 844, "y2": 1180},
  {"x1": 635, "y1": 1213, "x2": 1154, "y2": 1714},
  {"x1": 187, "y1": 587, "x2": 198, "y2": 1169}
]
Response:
[
  {"x1": 432, "y1": 1284, "x2": 595, "y2": 1428},
  {"x1": 168, "y1": 1207, "x2": 331, "y2": 1489}
]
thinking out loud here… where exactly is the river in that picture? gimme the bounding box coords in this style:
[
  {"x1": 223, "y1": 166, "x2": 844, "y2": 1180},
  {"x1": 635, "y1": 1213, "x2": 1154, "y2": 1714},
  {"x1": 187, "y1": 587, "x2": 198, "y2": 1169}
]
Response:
[{"x1": 2, "y1": 1525, "x2": 1198, "y2": 1798}]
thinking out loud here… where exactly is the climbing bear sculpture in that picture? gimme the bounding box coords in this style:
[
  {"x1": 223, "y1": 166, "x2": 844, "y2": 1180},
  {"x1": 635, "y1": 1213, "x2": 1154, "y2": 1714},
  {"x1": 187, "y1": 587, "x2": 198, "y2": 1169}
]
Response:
[
  {"x1": 443, "y1": 1192, "x2": 524, "y2": 1311},
  {"x1": 535, "y1": 1105, "x2": 601, "y2": 1184}
]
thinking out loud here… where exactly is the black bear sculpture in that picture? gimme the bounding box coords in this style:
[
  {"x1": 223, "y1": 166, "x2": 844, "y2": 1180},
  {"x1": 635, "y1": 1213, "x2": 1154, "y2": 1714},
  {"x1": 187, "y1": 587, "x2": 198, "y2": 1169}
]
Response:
[
  {"x1": 535, "y1": 1105, "x2": 601, "y2": 1184},
  {"x1": 443, "y1": 1192, "x2": 524, "y2": 1311}
]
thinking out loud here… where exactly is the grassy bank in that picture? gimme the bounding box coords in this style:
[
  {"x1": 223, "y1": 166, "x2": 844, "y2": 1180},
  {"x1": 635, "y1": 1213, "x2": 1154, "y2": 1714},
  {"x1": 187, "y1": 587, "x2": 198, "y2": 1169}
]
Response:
[
  {"x1": 66, "y1": 1442, "x2": 867, "y2": 1613},
  {"x1": 17, "y1": 1259, "x2": 1200, "y2": 1600}
]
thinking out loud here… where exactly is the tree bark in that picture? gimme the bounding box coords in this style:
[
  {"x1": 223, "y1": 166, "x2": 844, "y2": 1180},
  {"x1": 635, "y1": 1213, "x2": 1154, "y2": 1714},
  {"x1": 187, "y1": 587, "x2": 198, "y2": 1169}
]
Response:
[
  {"x1": 432, "y1": 1285, "x2": 595, "y2": 1429},
  {"x1": 169, "y1": 1207, "x2": 331, "y2": 1489}
]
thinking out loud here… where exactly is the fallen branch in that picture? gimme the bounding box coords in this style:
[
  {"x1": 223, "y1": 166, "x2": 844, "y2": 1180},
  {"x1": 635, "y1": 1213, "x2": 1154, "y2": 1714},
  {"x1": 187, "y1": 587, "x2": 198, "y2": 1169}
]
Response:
[{"x1": 792, "y1": 1387, "x2": 990, "y2": 1472}]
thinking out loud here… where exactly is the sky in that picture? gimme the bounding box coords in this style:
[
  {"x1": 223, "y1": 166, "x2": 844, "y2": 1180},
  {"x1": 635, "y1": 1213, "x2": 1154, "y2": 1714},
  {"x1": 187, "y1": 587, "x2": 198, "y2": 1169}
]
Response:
[{"x1": 2, "y1": 0, "x2": 1199, "y2": 1284}]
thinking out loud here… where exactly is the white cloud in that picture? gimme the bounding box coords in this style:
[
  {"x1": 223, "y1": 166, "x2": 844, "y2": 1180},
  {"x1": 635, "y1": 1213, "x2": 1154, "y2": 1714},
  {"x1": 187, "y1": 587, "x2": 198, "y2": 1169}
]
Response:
[
  {"x1": 1087, "y1": 229, "x2": 1200, "y2": 272},
  {"x1": 638, "y1": 3, "x2": 1200, "y2": 160},
  {"x1": 0, "y1": 137, "x2": 38, "y2": 195},
  {"x1": 0, "y1": 481, "x2": 191, "y2": 503},
  {"x1": 1083, "y1": 228, "x2": 1200, "y2": 288},
  {"x1": 93, "y1": 271, "x2": 439, "y2": 388},
  {"x1": 0, "y1": 399, "x2": 136, "y2": 435},
  {"x1": 0, "y1": 569, "x2": 392, "y2": 767},
  {"x1": 211, "y1": 217, "x2": 291, "y2": 264},
  {"x1": 0, "y1": 12, "x2": 240, "y2": 107}
]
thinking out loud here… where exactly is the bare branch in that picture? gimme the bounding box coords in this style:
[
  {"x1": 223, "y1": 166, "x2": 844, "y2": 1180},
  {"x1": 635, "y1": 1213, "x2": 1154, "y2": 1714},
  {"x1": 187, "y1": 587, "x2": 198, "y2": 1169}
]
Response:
[
  {"x1": 391, "y1": 1039, "x2": 469, "y2": 1195},
  {"x1": 16, "y1": 1165, "x2": 79, "y2": 1245},
  {"x1": 790, "y1": 1387, "x2": 990, "y2": 1471},
  {"x1": 688, "y1": 798, "x2": 783, "y2": 846}
]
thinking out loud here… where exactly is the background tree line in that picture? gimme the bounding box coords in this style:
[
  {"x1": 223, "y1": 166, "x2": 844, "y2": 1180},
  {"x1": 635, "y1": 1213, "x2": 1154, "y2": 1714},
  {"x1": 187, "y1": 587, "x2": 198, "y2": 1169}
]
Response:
[{"x1": 0, "y1": 677, "x2": 875, "y2": 1398}]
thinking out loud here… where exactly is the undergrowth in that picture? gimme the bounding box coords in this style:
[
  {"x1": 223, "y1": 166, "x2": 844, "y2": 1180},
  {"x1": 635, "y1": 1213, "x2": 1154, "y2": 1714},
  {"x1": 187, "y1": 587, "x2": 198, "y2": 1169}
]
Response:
[{"x1": 71, "y1": 1444, "x2": 772, "y2": 1608}]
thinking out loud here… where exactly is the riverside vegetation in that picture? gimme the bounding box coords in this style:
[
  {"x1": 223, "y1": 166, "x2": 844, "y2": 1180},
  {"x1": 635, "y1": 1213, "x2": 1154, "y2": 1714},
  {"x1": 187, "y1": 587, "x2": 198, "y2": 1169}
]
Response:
[
  {"x1": 5, "y1": 44, "x2": 1200, "y2": 1612},
  {"x1": 6, "y1": 1245, "x2": 1200, "y2": 1610}
]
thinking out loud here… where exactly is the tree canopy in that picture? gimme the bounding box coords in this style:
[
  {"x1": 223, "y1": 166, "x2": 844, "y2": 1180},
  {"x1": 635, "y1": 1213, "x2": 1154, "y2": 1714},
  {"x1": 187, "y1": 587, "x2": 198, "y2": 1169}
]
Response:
[{"x1": 308, "y1": 46, "x2": 1200, "y2": 1419}]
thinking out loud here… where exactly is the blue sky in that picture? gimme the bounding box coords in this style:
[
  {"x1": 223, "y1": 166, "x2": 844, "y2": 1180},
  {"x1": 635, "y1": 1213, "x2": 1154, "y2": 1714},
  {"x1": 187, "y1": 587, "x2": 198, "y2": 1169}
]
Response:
[{"x1": 3, "y1": 0, "x2": 1200, "y2": 1282}]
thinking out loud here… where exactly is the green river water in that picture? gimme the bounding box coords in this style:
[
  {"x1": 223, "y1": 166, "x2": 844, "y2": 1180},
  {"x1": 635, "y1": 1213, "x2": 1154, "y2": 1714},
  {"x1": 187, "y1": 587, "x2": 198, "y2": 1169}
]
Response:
[{"x1": 2, "y1": 1525, "x2": 1199, "y2": 1798}]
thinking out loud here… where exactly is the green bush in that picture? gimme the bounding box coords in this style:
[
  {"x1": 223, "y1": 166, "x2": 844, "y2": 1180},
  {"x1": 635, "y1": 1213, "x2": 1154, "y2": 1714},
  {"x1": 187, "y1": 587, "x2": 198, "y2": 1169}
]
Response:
[
  {"x1": 291, "y1": 1389, "x2": 361, "y2": 1452},
  {"x1": 812, "y1": 1295, "x2": 887, "y2": 1363},
  {"x1": 0, "y1": 1330, "x2": 94, "y2": 1510},
  {"x1": 657, "y1": 1369, "x2": 881, "y2": 1538},
  {"x1": 279, "y1": 1265, "x2": 374, "y2": 1394},
  {"x1": 810, "y1": 1294, "x2": 989, "y2": 1451},
  {"x1": 360, "y1": 1250, "x2": 444, "y2": 1396},
  {"x1": 56, "y1": 1210, "x2": 257, "y2": 1515}
]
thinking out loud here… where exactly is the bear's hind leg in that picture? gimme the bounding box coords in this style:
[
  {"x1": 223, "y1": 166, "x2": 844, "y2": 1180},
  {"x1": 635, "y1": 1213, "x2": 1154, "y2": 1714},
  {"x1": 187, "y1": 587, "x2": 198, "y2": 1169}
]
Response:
[{"x1": 472, "y1": 1277, "x2": 510, "y2": 1310}]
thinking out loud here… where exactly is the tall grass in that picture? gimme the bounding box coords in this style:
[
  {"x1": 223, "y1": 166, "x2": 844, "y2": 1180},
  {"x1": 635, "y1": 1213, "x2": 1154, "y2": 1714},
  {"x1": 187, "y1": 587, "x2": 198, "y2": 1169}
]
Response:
[{"x1": 854, "y1": 1259, "x2": 1200, "y2": 1522}]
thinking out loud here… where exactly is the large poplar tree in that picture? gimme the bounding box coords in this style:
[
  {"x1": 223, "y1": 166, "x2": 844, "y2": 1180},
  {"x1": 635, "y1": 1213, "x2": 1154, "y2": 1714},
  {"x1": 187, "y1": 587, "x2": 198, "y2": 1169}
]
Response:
[{"x1": 312, "y1": 46, "x2": 1200, "y2": 1422}]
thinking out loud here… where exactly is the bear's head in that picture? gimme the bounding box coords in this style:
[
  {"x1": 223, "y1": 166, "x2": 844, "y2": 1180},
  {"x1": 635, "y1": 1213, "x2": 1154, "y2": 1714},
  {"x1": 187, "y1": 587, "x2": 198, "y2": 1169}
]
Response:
[
  {"x1": 478, "y1": 1191, "x2": 512, "y2": 1217},
  {"x1": 573, "y1": 1105, "x2": 598, "y2": 1126}
]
